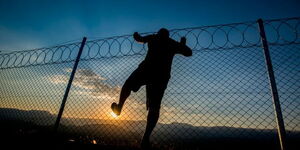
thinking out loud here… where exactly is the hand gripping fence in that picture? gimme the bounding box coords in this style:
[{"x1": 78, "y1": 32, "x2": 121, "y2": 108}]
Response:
[{"x1": 0, "y1": 17, "x2": 299, "y2": 150}]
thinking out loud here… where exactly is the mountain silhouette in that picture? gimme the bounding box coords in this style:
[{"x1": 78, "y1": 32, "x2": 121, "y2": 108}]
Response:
[{"x1": 1, "y1": 108, "x2": 299, "y2": 150}]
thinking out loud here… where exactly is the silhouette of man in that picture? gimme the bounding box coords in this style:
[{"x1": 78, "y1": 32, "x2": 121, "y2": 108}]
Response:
[{"x1": 111, "y1": 28, "x2": 192, "y2": 148}]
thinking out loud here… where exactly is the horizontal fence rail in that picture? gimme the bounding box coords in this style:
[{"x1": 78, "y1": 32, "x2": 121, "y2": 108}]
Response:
[{"x1": 0, "y1": 17, "x2": 299, "y2": 149}]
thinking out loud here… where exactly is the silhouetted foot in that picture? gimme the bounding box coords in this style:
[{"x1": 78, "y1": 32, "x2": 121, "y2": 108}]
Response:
[
  {"x1": 111, "y1": 102, "x2": 121, "y2": 116},
  {"x1": 141, "y1": 139, "x2": 151, "y2": 149}
]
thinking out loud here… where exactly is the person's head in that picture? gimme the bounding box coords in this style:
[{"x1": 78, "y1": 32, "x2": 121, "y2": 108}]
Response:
[{"x1": 157, "y1": 28, "x2": 169, "y2": 39}]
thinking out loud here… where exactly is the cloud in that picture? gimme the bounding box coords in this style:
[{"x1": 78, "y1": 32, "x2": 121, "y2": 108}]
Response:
[
  {"x1": 47, "y1": 68, "x2": 195, "y2": 123},
  {"x1": 48, "y1": 68, "x2": 121, "y2": 100}
]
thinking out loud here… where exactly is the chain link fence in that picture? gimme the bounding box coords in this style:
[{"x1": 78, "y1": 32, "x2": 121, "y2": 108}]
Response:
[{"x1": 0, "y1": 17, "x2": 299, "y2": 149}]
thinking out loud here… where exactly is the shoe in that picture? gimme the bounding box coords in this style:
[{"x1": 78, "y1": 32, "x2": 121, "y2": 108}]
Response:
[{"x1": 111, "y1": 102, "x2": 121, "y2": 116}]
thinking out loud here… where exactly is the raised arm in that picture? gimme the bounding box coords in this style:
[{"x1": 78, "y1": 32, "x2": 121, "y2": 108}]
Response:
[
  {"x1": 133, "y1": 32, "x2": 152, "y2": 43},
  {"x1": 175, "y1": 37, "x2": 192, "y2": 56}
]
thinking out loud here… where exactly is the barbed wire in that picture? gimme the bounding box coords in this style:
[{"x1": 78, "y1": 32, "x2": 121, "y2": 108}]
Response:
[{"x1": 0, "y1": 17, "x2": 299, "y2": 70}]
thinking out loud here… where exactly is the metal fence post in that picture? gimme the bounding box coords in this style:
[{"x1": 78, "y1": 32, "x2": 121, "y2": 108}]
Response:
[
  {"x1": 257, "y1": 19, "x2": 286, "y2": 150},
  {"x1": 54, "y1": 37, "x2": 87, "y2": 132}
]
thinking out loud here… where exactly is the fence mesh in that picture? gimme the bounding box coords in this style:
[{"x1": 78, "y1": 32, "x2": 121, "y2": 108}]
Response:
[
  {"x1": 0, "y1": 43, "x2": 82, "y2": 126},
  {"x1": 263, "y1": 18, "x2": 300, "y2": 144},
  {"x1": 0, "y1": 17, "x2": 299, "y2": 149}
]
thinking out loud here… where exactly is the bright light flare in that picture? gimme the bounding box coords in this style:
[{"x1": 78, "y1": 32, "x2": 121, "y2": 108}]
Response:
[{"x1": 110, "y1": 111, "x2": 119, "y2": 118}]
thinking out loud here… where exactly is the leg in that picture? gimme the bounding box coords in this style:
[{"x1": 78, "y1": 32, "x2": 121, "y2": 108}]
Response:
[
  {"x1": 111, "y1": 81, "x2": 132, "y2": 115},
  {"x1": 141, "y1": 107, "x2": 160, "y2": 147},
  {"x1": 118, "y1": 81, "x2": 132, "y2": 110},
  {"x1": 112, "y1": 68, "x2": 144, "y2": 115},
  {"x1": 141, "y1": 82, "x2": 167, "y2": 148}
]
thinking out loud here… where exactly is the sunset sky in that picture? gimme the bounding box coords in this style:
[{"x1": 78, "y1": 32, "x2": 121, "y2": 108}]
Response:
[{"x1": 0, "y1": 0, "x2": 299, "y2": 132}]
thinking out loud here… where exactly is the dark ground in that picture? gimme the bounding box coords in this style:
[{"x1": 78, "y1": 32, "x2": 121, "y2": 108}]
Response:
[{"x1": 0, "y1": 120, "x2": 299, "y2": 150}]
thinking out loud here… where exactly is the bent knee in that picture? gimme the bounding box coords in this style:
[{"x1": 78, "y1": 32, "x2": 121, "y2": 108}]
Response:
[
  {"x1": 123, "y1": 82, "x2": 140, "y2": 92},
  {"x1": 122, "y1": 83, "x2": 135, "y2": 92}
]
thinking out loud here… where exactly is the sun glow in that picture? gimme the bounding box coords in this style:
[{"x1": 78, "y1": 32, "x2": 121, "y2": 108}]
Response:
[{"x1": 110, "y1": 111, "x2": 119, "y2": 118}]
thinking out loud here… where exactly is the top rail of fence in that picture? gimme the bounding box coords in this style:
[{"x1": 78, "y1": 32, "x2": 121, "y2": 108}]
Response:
[{"x1": 0, "y1": 17, "x2": 299, "y2": 69}]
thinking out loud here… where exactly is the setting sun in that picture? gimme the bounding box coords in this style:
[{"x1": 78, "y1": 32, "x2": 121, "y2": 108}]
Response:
[{"x1": 110, "y1": 111, "x2": 119, "y2": 118}]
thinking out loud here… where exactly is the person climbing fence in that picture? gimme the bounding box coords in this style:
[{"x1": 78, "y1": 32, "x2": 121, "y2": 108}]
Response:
[{"x1": 111, "y1": 28, "x2": 192, "y2": 148}]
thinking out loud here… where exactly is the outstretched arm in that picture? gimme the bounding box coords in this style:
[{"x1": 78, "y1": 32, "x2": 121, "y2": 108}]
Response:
[
  {"x1": 176, "y1": 37, "x2": 192, "y2": 56},
  {"x1": 133, "y1": 32, "x2": 152, "y2": 43}
]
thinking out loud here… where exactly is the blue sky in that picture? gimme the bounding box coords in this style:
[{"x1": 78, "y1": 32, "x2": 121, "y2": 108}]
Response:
[{"x1": 0, "y1": 0, "x2": 299, "y2": 51}]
